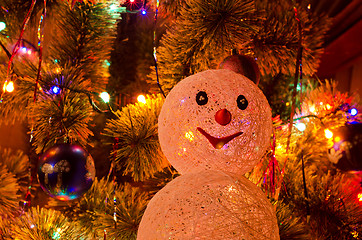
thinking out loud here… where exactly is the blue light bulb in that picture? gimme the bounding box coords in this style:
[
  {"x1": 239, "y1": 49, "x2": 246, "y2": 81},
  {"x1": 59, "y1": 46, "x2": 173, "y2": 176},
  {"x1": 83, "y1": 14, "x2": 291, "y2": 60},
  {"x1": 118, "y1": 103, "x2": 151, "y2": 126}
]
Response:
[
  {"x1": 350, "y1": 108, "x2": 358, "y2": 116},
  {"x1": 51, "y1": 86, "x2": 60, "y2": 94},
  {"x1": 141, "y1": 9, "x2": 147, "y2": 15}
]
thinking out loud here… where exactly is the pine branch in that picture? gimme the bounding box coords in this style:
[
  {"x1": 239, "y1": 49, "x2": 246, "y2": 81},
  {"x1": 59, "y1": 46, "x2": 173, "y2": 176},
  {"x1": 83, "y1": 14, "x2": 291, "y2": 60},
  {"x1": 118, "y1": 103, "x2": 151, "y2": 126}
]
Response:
[
  {"x1": 47, "y1": 178, "x2": 150, "y2": 239},
  {"x1": 0, "y1": 165, "x2": 20, "y2": 218},
  {"x1": 151, "y1": 0, "x2": 261, "y2": 92},
  {"x1": 48, "y1": 0, "x2": 119, "y2": 93},
  {"x1": 270, "y1": 81, "x2": 362, "y2": 239},
  {"x1": 46, "y1": 177, "x2": 115, "y2": 237},
  {"x1": 252, "y1": 0, "x2": 332, "y2": 76},
  {"x1": 149, "y1": 0, "x2": 331, "y2": 93},
  {"x1": 276, "y1": 202, "x2": 309, "y2": 240},
  {"x1": 11, "y1": 206, "x2": 85, "y2": 240},
  {"x1": 92, "y1": 183, "x2": 149, "y2": 240},
  {"x1": 0, "y1": 148, "x2": 30, "y2": 223},
  {"x1": 0, "y1": 71, "x2": 34, "y2": 124},
  {"x1": 103, "y1": 94, "x2": 169, "y2": 182},
  {"x1": 0, "y1": 148, "x2": 30, "y2": 195},
  {"x1": 29, "y1": 90, "x2": 94, "y2": 153}
]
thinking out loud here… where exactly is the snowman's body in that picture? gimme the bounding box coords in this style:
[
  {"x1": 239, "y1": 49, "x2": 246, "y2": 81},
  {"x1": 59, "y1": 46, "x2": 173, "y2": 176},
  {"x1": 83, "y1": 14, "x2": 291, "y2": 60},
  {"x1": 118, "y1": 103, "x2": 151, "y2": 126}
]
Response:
[{"x1": 137, "y1": 70, "x2": 279, "y2": 239}]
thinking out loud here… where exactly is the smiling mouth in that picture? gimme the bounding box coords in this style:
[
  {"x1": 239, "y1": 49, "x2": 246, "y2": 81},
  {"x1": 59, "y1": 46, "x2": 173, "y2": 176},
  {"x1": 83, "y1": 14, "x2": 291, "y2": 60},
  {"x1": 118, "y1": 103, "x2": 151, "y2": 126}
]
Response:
[{"x1": 196, "y1": 127, "x2": 243, "y2": 149}]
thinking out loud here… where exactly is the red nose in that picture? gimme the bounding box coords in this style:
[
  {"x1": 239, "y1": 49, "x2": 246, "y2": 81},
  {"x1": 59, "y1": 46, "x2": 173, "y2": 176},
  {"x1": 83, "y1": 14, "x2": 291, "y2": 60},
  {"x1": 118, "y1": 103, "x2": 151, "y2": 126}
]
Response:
[{"x1": 215, "y1": 109, "x2": 231, "y2": 126}]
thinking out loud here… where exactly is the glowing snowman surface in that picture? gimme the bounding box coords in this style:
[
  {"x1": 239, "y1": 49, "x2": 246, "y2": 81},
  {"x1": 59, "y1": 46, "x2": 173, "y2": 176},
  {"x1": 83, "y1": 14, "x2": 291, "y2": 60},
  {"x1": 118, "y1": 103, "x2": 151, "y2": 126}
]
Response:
[
  {"x1": 137, "y1": 69, "x2": 279, "y2": 240},
  {"x1": 158, "y1": 69, "x2": 272, "y2": 175}
]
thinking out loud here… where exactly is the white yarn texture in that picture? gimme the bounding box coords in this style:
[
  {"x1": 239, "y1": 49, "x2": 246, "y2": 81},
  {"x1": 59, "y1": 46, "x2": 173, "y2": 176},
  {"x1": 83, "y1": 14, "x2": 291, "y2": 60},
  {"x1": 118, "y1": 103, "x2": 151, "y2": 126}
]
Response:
[
  {"x1": 137, "y1": 171, "x2": 279, "y2": 240},
  {"x1": 138, "y1": 69, "x2": 279, "y2": 240},
  {"x1": 158, "y1": 69, "x2": 272, "y2": 175}
]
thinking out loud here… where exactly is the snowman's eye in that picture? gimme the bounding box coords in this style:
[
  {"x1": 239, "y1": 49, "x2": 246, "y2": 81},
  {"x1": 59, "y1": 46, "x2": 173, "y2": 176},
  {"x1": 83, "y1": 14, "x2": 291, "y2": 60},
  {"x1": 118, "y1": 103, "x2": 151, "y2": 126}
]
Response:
[
  {"x1": 237, "y1": 95, "x2": 248, "y2": 110},
  {"x1": 196, "y1": 91, "x2": 208, "y2": 105}
]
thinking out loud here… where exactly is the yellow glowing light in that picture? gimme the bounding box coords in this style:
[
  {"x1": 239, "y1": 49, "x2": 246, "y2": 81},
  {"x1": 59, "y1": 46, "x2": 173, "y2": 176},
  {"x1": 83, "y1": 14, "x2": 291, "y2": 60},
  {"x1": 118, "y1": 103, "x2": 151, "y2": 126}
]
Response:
[
  {"x1": 326, "y1": 104, "x2": 332, "y2": 110},
  {"x1": 309, "y1": 105, "x2": 316, "y2": 113},
  {"x1": 0, "y1": 22, "x2": 6, "y2": 32},
  {"x1": 100, "y1": 92, "x2": 110, "y2": 103},
  {"x1": 334, "y1": 136, "x2": 341, "y2": 142},
  {"x1": 358, "y1": 193, "x2": 362, "y2": 202},
  {"x1": 137, "y1": 94, "x2": 146, "y2": 104},
  {"x1": 295, "y1": 122, "x2": 306, "y2": 132},
  {"x1": 3, "y1": 81, "x2": 14, "y2": 92},
  {"x1": 185, "y1": 131, "x2": 195, "y2": 141},
  {"x1": 324, "y1": 129, "x2": 333, "y2": 139},
  {"x1": 285, "y1": 102, "x2": 290, "y2": 106}
]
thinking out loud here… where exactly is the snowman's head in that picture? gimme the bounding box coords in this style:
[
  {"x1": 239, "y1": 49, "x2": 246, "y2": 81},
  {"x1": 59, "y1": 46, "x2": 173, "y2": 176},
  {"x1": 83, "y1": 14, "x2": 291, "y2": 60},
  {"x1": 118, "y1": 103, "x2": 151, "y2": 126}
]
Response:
[{"x1": 158, "y1": 69, "x2": 272, "y2": 175}]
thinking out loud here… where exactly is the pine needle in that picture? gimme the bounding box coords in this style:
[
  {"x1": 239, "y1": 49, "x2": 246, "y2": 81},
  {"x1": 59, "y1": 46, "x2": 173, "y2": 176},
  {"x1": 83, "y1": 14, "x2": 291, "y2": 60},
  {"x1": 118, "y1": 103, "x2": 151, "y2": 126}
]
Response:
[
  {"x1": 103, "y1": 94, "x2": 169, "y2": 182},
  {"x1": 11, "y1": 206, "x2": 85, "y2": 240}
]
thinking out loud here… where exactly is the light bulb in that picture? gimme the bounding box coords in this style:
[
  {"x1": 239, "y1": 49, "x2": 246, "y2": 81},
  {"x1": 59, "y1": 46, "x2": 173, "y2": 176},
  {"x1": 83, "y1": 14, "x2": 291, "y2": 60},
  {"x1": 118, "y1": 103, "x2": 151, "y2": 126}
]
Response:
[
  {"x1": 100, "y1": 92, "x2": 110, "y2": 103},
  {"x1": 0, "y1": 22, "x2": 6, "y2": 32},
  {"x1": 137, "y1": 94, "x2": 146, "y2": 104},
  {"x1": 3, "y1": 81, "x2": 14, "y2": 92},
  {"x1": 295, "y1": 122, "x2": 306, "y2": 132},
  {"x1": 309, "y1": 105, "x2": 316, "y2": 113},
  {"x1": 324, "y1": 129, "x2": 333, "y2": 139},
  {"x1": 350, "y1": 108, "x2": 358, "y2": 116},
  {"x1": 110, "y1": 3, "x2": 118, "y2": 11},
  {"x1": 51, "y1": 86, "x2": 60, "y2": 94}
]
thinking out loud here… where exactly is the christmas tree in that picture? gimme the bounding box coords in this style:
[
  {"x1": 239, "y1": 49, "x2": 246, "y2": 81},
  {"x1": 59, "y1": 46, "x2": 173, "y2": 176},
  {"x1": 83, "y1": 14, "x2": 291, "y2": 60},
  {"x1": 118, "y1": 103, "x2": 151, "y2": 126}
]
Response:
[{"x1": 0, "y1": 0, "x2": 361, "y2": 239}]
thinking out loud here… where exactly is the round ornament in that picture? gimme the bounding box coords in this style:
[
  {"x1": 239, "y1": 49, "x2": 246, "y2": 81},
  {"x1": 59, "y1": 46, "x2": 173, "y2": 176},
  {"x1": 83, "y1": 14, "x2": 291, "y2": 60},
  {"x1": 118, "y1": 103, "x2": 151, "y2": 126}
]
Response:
[
  {"x1": 37, "y1": 143, "x2": 95, "y2": 200},
  {"x1": 327, "y1": 122, "x2": 362, "y2": 172},
  {"x1": 137, "y1": 170, "x2": 279, "y2": 240},
  {"x1": 218, "y1": 53, "x2": 260, "y2": 85},
  {"x1": 158, "y1": 69, "x2": 272, "y2": 175}
]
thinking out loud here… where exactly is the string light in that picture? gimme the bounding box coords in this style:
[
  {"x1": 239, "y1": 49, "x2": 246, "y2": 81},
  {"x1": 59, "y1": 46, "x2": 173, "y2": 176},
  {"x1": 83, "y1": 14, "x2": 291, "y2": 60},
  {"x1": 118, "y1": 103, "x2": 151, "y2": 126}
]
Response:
[
  {"x1": 141, "y1": 9, "x2": 147, "y2": 15},
  {"x1": 100, "y1": 92, "x2": 110, "y2": 103},
  {"x1": 358, "y1": 193, "x2": 362, "y2": 202},
  {"x1": 109, "y1": 3, "x2": 118, "y2": 11},
  {"x1": 0, "y1": 22, "x2": 6, "y2": 31},
  {"x1": 51, "y1": 86, "x2": 60, "y2": 95},
  {"x1": 52, "y1": 228, "x2": 62, "y2": 240},
  {"x1": 2, "y1": 0, "x2": 36, "y2": 101},
  {"x1": 137, "y1": 94, "x2": 146, "y2": 104},
  {"x1": 295, "y1": 122, "x2": 306, "y2": 132},
  {"x1": 309, "y1": 105, "x2": 316, "y2": 113},
  {"x1": 324, "y1": 129, "x2": 333, "y2": 139},
  {"x1": 3, "y1": 81, "x2": 14, "y2": 92},
  {"x1": 350, "y1": 108, "x2": 358, "y2": 116}
]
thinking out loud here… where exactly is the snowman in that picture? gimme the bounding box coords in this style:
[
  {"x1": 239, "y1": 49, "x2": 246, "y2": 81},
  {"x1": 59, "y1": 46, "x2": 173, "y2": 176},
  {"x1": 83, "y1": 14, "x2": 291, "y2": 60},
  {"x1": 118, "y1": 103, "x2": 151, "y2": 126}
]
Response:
[{"x1": 137, "y1": 69, "x2": 279, "y2": 239}]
